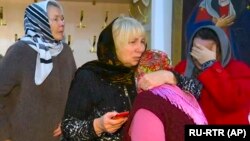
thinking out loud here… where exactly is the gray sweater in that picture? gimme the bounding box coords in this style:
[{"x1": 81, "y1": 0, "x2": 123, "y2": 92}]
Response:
[{"x1": 0, "y1": 41, "x2": 76, "y2": 141}]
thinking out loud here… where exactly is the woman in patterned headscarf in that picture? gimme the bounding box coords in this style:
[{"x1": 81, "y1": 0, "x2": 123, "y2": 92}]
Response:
[
  {"x1": 61, "y1": 16, "x2": 146, "y2": 141},
  {"x1": 123, "y1": 50, "x2": 207, "y2": 141},
  {"x1": 0, "y1": 0, "x2": 76, "y2": 140}
]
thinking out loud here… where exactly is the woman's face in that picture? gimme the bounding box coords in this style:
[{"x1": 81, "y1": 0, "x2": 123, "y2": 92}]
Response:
[
  {"x1": 192, "y1": 37, "x2": 218, "y2": 69},
  {"x1": 116, "y1": 35, "x2": 146, "y2": 67},
  {"x1": 47, "y1": 6, "x2": 65, "y2": 41}
]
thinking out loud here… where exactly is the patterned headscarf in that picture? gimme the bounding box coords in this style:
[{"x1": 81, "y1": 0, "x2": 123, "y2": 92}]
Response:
[
  {"x1": 136, "y1": 49, "x2": 172, "y2": 83},
  {"x1": 136, "y1": 50, "x2": 208, "y2": 124},
  {"x1": 21, "y1": 0, "x2": 64, "y2": 85}
]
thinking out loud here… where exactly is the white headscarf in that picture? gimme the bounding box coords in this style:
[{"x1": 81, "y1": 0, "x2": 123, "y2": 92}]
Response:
[{"x1": 21, "y1": 0, "x2": 63, "y2": 85}]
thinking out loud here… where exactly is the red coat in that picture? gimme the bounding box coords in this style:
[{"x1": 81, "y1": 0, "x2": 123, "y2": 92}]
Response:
[{"x1": 175, "y1": 60, "x2": 250, "y2": 124}]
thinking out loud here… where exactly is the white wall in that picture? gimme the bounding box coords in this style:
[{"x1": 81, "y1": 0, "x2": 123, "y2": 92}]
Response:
[
  {"x1": 0, "y1": 0, "x2": 30, "y2": 56},
  {"x1": 0, "y1": 0, "x2": 129, "y2": 67},
  {"x1": 151, "y1": 0, "x2": 172, "y2": 59}
]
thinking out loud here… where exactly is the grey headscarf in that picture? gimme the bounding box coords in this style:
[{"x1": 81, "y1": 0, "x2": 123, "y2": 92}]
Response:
[{"x1": 184, "y1": 25, "x2": 232, "y2": 77}]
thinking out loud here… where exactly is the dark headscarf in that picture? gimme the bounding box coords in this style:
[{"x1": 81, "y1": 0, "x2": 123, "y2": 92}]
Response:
[
  {"x1": 80, "y1": 18, "x2": 135, "y2": 85},
  {"x1": 184, "y1": 25, "x2": 232, "y2": 77}
]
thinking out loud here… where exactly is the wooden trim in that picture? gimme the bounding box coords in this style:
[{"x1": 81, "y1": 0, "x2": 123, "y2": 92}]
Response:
[{"x1": 171, "y1": 0, "x2": 183, "y2": 66}]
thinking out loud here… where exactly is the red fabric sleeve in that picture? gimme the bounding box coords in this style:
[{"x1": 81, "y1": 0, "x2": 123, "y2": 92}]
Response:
[
  {"x1": 174, "y1": 60, "x2": 187, "y2": 74},
  {"x1": 199, "y1": 61, "x2": 250, "y2": 111}
]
